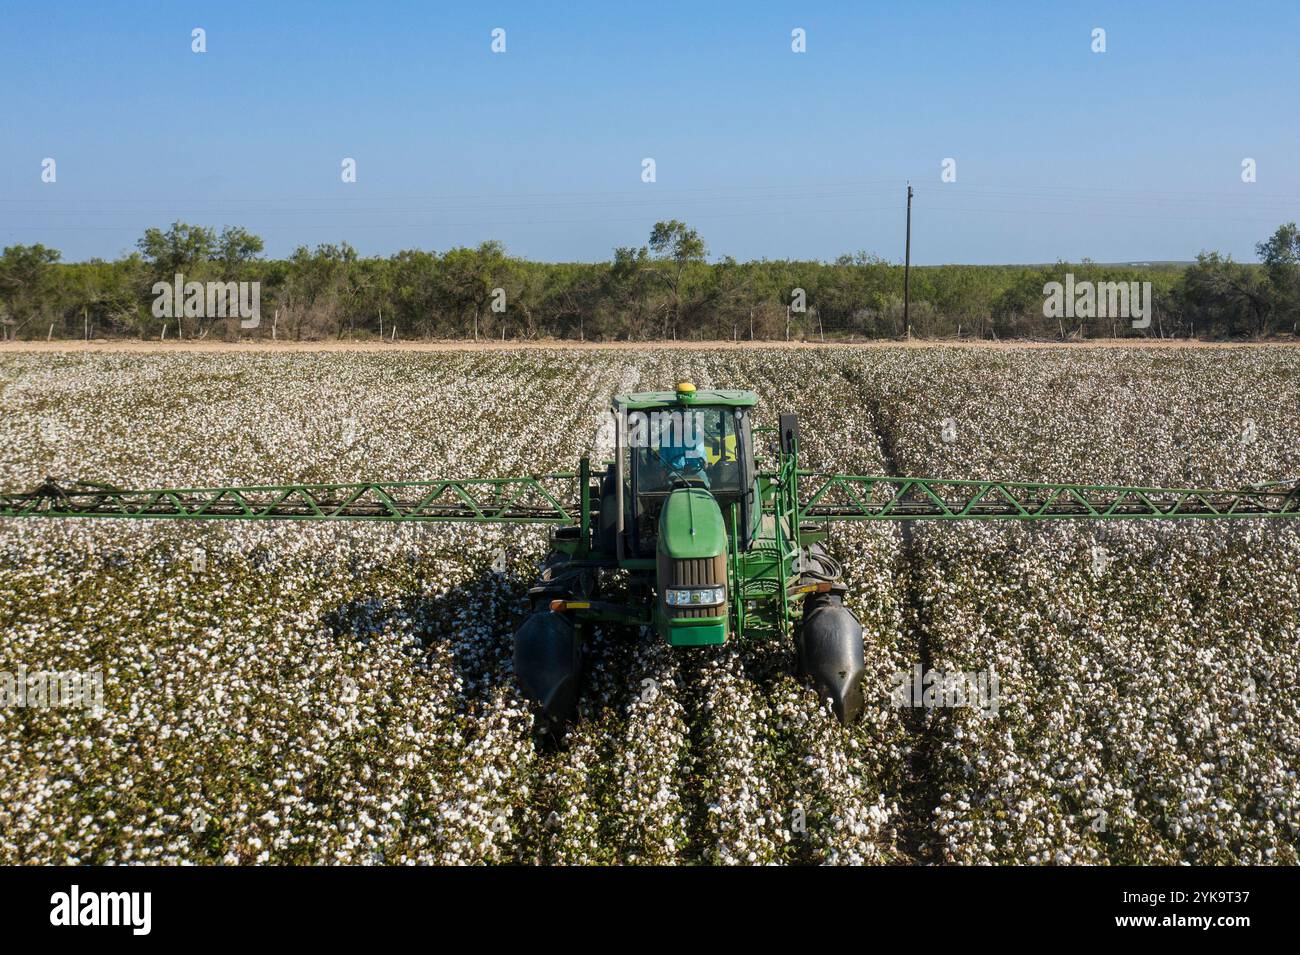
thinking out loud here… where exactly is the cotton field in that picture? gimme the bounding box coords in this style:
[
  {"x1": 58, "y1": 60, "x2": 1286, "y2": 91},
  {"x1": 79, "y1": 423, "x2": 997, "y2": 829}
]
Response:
[{"x1": 0, "y1": 345, "x2": 1297, "y2": 865}]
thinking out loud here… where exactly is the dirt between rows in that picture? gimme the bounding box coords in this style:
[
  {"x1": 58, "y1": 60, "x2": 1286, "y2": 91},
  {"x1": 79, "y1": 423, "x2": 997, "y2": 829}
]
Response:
[{"x1": 2, "y1": 338, "x2": 1296, "y2": 354}]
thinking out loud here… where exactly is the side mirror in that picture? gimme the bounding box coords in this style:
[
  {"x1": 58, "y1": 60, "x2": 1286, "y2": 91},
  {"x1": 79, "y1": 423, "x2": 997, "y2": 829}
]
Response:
[{"x1": 779, "y1": 413, "x2": 800, "y2": 455}]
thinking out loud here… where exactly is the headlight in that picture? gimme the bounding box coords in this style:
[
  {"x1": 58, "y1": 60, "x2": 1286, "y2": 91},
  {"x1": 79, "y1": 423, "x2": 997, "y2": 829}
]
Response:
[{"x1": 664, "y1": 586, "x2": 725, "y2": 607}]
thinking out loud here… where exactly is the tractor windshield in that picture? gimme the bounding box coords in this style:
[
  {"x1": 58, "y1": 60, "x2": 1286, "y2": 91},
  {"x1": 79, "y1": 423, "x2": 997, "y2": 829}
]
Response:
[{"x1": 632, "y1": 406, "x2": 742, "y2": 495}]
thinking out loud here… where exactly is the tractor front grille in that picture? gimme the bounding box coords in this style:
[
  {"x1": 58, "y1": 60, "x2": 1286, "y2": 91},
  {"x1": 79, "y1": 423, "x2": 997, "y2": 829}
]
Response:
[
  {"x1": 659, "y1": 553, "x2": 727, "y2": 619},
  {"x1": 666, "y1": 556, "x2": 722, "y2": 587}
]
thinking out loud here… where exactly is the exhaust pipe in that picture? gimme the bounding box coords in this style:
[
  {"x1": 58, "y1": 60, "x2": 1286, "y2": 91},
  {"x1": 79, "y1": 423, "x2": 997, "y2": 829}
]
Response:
[
  {"x1": 513, "y1": 610, "x2": 582, "y2": 721},
  {"x1": 798, "y1": 591, "x2": 866, "y2": 724}
]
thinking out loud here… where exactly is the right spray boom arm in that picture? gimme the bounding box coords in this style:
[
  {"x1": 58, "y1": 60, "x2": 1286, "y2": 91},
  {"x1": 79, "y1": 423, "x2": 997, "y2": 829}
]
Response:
[{"x1": 797, "y1": 473, "x2": 1300, "y2": 522}]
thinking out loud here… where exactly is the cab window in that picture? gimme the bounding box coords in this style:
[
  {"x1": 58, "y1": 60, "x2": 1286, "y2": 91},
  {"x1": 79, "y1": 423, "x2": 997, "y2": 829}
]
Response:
[{"x1": 632, "y1": 406, "x2": 742, "y2": 495}]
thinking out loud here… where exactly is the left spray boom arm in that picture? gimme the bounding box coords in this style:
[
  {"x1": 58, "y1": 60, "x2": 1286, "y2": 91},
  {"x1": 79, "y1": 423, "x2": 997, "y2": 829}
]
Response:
[{"x1": 0, "y1": 474, "x2": 581, "y2": 524}]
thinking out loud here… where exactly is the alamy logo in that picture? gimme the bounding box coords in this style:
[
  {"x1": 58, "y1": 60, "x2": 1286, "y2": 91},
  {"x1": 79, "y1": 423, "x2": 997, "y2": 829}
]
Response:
[
  {"x1": 1043, "y1": 273, "x2": 1152, "y2": 329},
  {"x1": 152, "y1": 273, "x2": 261, "y2": 328},
  {"x1": 0, "y1": 665, "x2": 103, "y2": 715},
  {"x1": 891, "y1": 665, "x2": 1000, "y2": 717},
  {"x1": 50, "y1": 885, "x2": 151, "y2": 935},
  {"x1": 597, "y1": 409, "x2": 707, "y2": 449},
  {"x1": 624, "y1": 409, "x2": 705, "y2": 449}
]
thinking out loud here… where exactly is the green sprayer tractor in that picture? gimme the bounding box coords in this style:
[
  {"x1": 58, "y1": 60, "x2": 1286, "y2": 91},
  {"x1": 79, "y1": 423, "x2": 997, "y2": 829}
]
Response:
[{"x1": 4, "y1": 381, "x2": 1299, "y2": 724}]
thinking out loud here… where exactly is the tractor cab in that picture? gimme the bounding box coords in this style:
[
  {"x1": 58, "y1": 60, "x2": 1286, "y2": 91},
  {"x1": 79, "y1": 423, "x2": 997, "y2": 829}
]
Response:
[{"x1": 611, "y1": 382, "x2": 759, "y2": 562}]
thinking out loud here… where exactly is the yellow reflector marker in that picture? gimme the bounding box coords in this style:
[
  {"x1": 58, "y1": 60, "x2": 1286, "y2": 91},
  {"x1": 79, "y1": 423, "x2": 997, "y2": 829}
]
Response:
[
  {"x1": 791, "y1": 582, "x2": 833, "y2": 596},
  {"x1": 550, "y1": 599, "x2": 591, "y2": 612}
]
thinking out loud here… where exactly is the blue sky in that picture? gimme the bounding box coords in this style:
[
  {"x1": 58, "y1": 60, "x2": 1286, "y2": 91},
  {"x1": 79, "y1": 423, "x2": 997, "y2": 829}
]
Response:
[{"x1": 2, "y1": 0, "x2": 1297, "y2": 264}]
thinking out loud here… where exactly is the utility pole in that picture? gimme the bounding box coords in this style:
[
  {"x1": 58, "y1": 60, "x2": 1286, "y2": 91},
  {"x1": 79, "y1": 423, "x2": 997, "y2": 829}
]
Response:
[{"x1": 904, "y1": 183, "x2": 913, "y2": 339}]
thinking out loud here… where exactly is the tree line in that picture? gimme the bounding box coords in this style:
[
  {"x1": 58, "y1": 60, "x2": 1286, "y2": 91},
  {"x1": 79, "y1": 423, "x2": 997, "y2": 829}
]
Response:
[{"x1": 1, "y1": 219, "x2": 1298, "y2": 342}]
